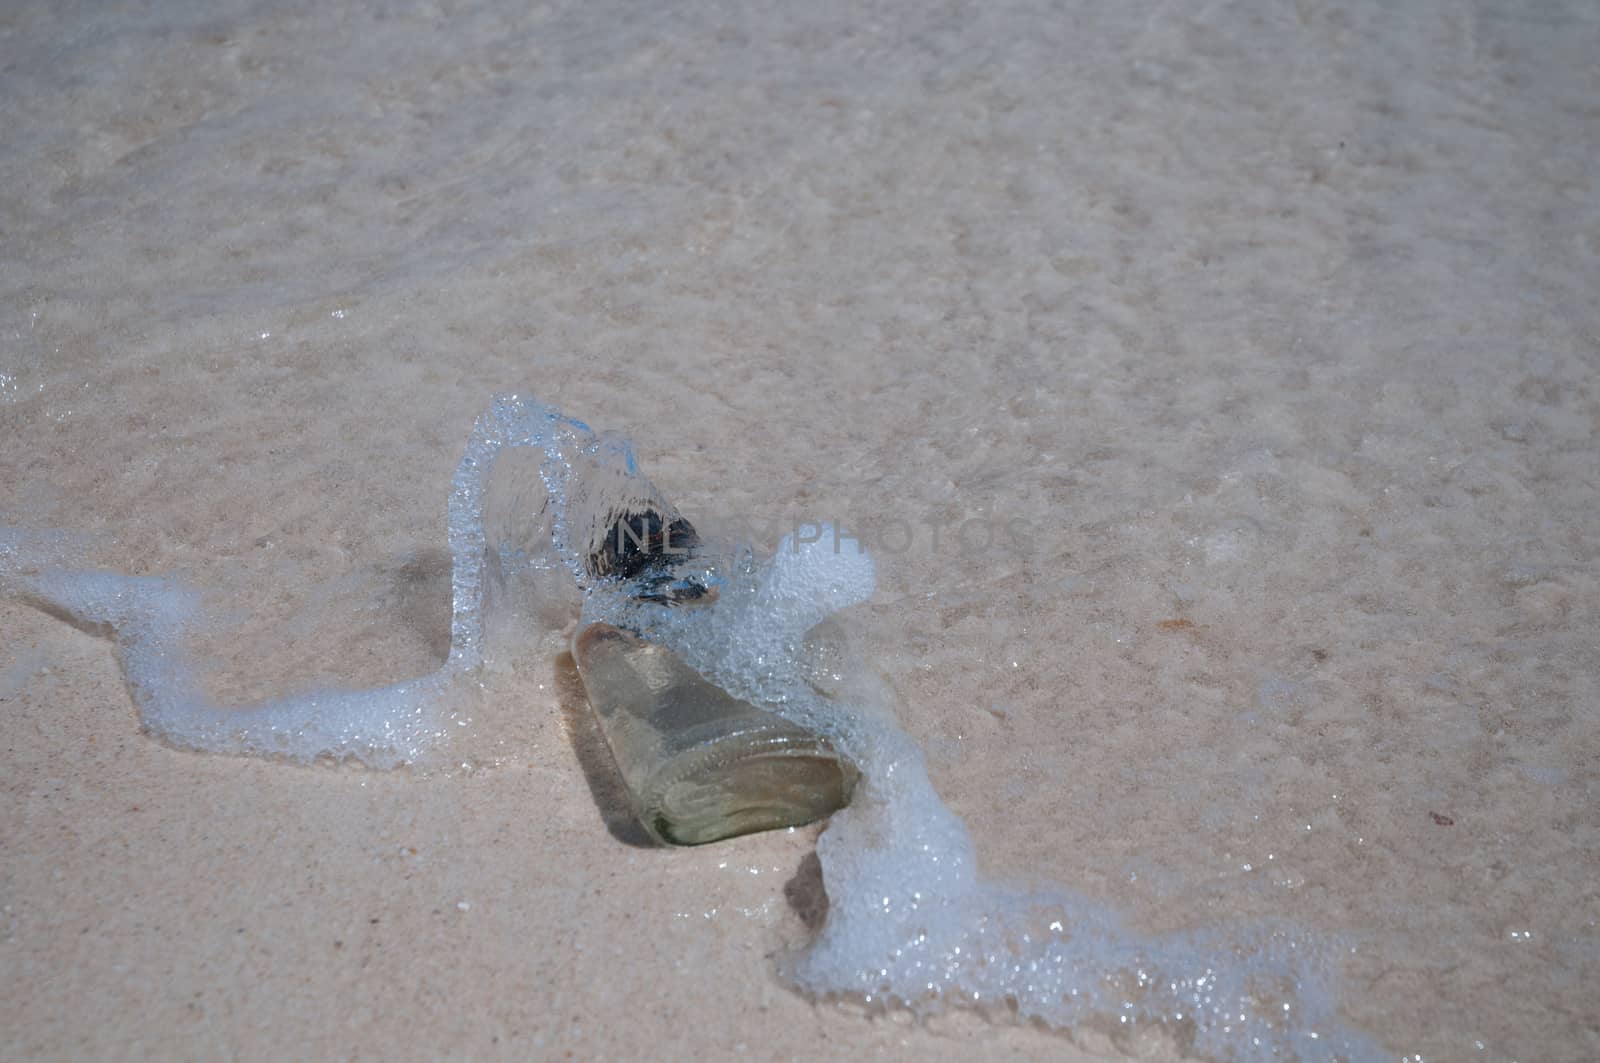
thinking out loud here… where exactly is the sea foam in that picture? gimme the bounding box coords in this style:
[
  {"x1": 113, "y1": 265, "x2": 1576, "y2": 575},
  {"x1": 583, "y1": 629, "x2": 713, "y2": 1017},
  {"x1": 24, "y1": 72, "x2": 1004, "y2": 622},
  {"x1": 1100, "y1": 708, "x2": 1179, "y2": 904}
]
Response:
[{"x1": 0, "y1": 393, "x2": 1383, "y2": 1059}]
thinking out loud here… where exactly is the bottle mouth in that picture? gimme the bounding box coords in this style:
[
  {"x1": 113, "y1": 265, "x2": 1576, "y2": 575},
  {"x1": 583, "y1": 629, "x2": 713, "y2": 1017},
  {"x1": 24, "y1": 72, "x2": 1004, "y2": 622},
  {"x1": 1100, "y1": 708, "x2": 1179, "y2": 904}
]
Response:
[
  {"x1": 588, "y1": 506, "x2": 717, "y2": 607},
  {"x1": 643, "y1": 733, "x2": 859, "y2": 846}
]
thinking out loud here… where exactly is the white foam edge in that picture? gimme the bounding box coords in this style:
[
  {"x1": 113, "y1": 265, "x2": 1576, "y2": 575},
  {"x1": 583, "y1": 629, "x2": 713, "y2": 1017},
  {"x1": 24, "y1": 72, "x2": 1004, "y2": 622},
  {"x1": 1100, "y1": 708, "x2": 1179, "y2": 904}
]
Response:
[{"x1": 0, "y1": 394, "x2": 1385, "y2": 1058}]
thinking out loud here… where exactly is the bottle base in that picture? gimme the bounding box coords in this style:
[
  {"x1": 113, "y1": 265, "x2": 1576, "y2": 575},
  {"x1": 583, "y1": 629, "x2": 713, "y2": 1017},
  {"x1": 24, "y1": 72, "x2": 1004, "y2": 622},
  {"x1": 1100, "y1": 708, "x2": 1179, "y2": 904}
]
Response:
[{"x1": 643, "y1": 736, "x2": 859, "y2": 846}]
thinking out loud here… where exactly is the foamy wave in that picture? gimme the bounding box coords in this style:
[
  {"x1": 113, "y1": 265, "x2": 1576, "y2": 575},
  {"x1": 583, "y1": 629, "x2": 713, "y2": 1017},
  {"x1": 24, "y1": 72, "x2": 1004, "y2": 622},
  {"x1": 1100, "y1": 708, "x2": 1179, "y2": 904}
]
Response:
[{"x1": 1, "y1": 394, "x2": 1383, "y2": 1059}]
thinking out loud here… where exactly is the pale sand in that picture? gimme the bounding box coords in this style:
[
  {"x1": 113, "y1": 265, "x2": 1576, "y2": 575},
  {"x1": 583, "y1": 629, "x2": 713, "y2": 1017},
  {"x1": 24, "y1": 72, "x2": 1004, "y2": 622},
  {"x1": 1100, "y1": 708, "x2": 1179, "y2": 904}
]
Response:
[{"x1": 3, "y1": 1, "x2": 1597, "y2": 1059}]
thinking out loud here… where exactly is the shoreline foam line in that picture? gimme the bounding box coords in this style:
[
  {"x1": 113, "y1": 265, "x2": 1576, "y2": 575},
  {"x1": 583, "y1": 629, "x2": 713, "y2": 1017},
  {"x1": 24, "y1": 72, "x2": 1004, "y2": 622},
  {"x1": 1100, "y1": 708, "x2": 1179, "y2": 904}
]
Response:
[{"x1": 2, "y1": 394, "x2": 1384, "y2": 1059}]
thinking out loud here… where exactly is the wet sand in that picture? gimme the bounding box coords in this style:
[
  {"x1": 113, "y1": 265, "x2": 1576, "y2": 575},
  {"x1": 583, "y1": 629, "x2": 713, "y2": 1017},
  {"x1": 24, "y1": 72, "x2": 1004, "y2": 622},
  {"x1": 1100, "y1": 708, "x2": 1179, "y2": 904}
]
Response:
[{"x1": 3, "y1": 1, "x2": 1598, "y2": 1058}]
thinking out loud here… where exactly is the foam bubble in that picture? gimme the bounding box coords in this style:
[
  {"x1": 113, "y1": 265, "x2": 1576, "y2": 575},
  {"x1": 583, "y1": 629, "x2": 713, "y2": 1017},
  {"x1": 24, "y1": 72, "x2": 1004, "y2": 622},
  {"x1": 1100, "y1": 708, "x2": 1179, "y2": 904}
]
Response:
[
  {"x1": 796, "y1": 744, "x2": 1382, "y2": 1058},
  {"x1": 587, "y1": 536, "x2": 1383, "y2": 1057},
  {"x1": 2, "y1": 566, "x2": 448, "y2": 768},
  {"x1": 2, "y1": 394, "x2": 1383, "y2": 1057}
]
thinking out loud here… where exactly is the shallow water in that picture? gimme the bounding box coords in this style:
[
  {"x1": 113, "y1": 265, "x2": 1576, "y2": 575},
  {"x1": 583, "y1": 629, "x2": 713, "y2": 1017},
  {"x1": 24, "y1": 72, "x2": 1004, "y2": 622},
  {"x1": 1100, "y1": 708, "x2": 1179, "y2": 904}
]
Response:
[
  {"x1": 4, "y1": 392, "x2": 1388, "y2": 1056},
  {"x1": 4, "y1": 0, "x2": 1598, "y2": 1059}
]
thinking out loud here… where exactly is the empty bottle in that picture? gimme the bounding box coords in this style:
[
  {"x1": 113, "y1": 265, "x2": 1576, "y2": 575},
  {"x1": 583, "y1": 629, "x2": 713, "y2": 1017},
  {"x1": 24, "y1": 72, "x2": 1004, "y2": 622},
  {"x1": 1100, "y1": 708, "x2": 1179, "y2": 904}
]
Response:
[{"x1": 573, "y1": 622, "x2": 858, "y2": 845}]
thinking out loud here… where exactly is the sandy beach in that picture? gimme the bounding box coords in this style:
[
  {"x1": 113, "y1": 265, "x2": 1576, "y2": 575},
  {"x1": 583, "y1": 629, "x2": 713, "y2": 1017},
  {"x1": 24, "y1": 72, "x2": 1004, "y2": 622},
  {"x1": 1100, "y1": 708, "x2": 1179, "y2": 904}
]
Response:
[{"x1": 4, "y1": 0, "x2": 1598, "y2": 1058}]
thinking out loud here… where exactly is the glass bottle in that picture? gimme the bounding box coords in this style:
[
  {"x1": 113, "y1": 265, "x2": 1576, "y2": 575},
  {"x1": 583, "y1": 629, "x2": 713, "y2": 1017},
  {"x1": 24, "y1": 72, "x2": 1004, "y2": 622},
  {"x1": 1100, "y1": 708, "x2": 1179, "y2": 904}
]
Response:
[{"x1": 573, "y1": 622, "x2": 858, "y2": 846}]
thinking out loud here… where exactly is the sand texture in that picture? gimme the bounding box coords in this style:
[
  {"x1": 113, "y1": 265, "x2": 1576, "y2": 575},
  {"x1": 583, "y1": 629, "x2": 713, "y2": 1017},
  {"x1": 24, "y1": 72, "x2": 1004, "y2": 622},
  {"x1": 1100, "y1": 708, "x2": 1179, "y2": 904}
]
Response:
[{"x1": 3, "y1": 0, "x2": 1598, "y2": 1059}]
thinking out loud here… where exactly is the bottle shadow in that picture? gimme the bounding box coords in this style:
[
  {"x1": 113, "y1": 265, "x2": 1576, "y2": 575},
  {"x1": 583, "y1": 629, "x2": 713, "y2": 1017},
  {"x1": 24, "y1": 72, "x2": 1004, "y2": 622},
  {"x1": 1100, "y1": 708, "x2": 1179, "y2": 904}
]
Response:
[
  {"x1": 551, "y1": 649, "x2": 659, "y2": 848},
  {"x1": 386, "y1": 548, "x2": 454, "y2": 664}
]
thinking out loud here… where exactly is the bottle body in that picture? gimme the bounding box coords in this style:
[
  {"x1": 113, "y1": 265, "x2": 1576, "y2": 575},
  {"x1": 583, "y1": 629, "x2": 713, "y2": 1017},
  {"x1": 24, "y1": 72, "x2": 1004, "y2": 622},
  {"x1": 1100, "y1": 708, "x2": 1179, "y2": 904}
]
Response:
[{"x1": 573, "y1": 622, "x2": 857, "y2": 845}]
